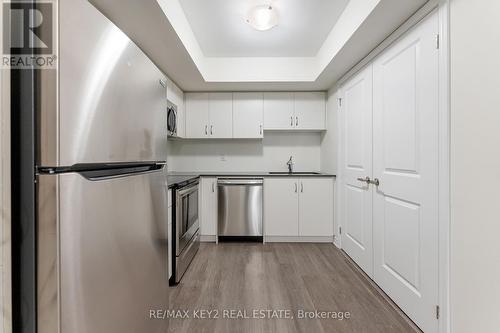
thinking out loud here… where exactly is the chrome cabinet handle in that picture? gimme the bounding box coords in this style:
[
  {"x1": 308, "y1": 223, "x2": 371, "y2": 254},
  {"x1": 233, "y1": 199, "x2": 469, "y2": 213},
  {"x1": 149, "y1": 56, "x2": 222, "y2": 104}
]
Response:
[
  {"x1": 294, "y1": 182, "x2": 297, "y2": 193},
  {"x1": 205, "y1": 125, "x2": 208, "y2": 135},
  {"x1": 370, "y1": 178, "x2": 380, "y2": 186},
  {"x1": 259, "y1": 125, "x2": 263, "y2": 135},
  {"x1": 296, "y1": 116, "x2": 298, "y2": 126},
  {"x1": 290, "y1": 116, "x2": 293, "y2": 126},
  {"x1": 210, "y1": 125, "x2": 213, "y2": 135},
  {"x1": 212, "y1": 181, "x2": 215, "y2": 192},
  {"x1": 357, "y1": 176, "x2": 371, "y2": 184},
  {"x1": 300, "y1": 182, "x2": 303, "y2": 193}
]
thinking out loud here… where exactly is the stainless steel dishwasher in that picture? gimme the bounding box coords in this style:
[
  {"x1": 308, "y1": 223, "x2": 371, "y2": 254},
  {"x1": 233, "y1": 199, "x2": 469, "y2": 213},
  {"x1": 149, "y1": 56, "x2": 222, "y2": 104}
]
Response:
[{"x1": 217, "y1": 178, "x2": 263, "y2": 241}]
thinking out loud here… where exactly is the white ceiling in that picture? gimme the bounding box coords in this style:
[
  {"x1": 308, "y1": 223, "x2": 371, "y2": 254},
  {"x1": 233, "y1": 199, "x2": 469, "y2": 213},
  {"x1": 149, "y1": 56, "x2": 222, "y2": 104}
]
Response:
[
  {"x1": 179, "y1": 0, "x2": 350, "y2": 57},
  {"x1": 90, "y1": 0, "x2": 431, "y2": 91}
]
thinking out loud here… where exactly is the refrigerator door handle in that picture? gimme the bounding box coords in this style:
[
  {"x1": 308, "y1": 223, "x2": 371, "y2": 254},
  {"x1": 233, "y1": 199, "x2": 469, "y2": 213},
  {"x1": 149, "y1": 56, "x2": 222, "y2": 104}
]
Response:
[
  {"x1": 38, "y1": 162, "x2": 167, "y2": 181},
  {"x1": 78, "y1": 164, "x2": 165, "y2": 181}
]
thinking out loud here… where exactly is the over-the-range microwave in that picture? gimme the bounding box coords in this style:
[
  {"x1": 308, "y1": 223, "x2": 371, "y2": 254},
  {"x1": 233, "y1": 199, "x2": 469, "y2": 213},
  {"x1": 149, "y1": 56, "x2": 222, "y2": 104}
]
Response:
[{"x1": 167, "y1": 100, "x2": 178, "y2": 138}]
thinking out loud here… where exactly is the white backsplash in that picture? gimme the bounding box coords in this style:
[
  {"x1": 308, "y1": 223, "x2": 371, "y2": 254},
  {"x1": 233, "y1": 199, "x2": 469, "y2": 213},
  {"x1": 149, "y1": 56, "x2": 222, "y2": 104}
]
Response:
[{"x1": 167, "y1": 132, "x2": 321, "y2": 172}]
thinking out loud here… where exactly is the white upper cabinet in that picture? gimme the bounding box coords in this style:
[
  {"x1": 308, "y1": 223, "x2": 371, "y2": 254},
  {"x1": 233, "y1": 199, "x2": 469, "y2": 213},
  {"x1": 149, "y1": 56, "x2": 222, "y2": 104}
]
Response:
[
  {"x1": 263, "y1": 92, "x2": 294, "y2": 129},
  {"x1": 209, "y1": 93, "x2": 233, "y2": 138},
  {"x1": 233, "y1": 92, "x2": 264, "y2": 139},
  {"x1": 263, "y1": 92, "x2": 326, "y2": 131},
  {"x1": 185, "y1": 92, "x2": 210, "y2": 138},
  {"x1": 184, "y1": 91, "x2": 325, "y2": 139},
  {"x1": 185, "y1": 92, "x2": 233, "y2": 138},
  {"x1": 294, "y1": 92, "x2": 326, "y2": 130}
]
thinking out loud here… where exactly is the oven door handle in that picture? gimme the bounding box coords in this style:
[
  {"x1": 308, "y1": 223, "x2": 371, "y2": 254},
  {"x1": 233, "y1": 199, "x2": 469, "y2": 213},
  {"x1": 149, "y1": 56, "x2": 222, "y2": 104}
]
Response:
[{"x1": 176, "y1": 182, "x2": 199, "y2": 197}]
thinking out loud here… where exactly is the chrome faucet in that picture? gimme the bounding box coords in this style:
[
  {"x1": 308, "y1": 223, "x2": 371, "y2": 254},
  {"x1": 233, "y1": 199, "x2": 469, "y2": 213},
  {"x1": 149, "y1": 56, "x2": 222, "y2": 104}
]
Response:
[{"x1": 286, "y1": 156, "x2": 294, "y2": 173}]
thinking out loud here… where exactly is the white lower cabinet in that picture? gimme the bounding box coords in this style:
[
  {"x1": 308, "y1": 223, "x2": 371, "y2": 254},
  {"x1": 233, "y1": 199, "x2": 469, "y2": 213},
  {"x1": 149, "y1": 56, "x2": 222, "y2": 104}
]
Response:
[
  {"x1": 298, "y1": 178, "x2": 334, "y2": 236},
  {"x1": 264, "y1": 177, "x2": 333, "y2": 237},
  {"x1": 200, "y1": 177, "x2": 217, "y2": 238},
  {"x1": 264, "y1": 178, "x2": 299, "y2": 236}
]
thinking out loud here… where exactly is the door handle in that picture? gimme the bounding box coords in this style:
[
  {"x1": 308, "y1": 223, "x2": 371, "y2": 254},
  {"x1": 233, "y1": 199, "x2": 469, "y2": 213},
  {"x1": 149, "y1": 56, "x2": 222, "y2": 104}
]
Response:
[
  {"x1": 290, "y1": 116, "x2": 293, "y2": 126},
  {"x1": 370, "y1": 178, "x2": 380, "y2": 186},
  {"x1": 295, "y1": 116, "x2": 298, "y2": 126},
  {"x1": 205, "y1": 125, "x2": 208, "y2": 135},
  {"x1": 357, "y1": 176, "x2": 371, "y2": 184},
  {"x1": 294, "y1": 182, "x2": 298, "y2": 193},
  {"x1": 210, "y1": 125, "x2": 213, "y2": 135},
  {"x1": 259, "y1": 125, "x2": 263, "y2": 135},
  {"x1": 300, "y1": 182, "x2": 303, "y2": 193},
  {"x1": 212, "y1": 181, "x2": 215, "y2": 192}
]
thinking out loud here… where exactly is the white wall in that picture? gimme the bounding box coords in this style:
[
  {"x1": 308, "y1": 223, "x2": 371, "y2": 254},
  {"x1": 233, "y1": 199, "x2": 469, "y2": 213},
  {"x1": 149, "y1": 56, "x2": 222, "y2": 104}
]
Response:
[
  {"x1": 320, "y1": 87, "x2": 338, "y2": 174},
  {"x1": 167, "y1": 132, "x2": 321, "y2": 172},
  {"x1": 450, "y1": 0, "x2": 500, "y2": 332}
]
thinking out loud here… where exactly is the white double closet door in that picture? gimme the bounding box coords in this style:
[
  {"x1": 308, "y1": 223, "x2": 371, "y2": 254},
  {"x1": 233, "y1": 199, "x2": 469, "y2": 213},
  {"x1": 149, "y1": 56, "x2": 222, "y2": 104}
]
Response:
[{"x1": 340, "y1": 12, "x2": 439, "y2": 333}]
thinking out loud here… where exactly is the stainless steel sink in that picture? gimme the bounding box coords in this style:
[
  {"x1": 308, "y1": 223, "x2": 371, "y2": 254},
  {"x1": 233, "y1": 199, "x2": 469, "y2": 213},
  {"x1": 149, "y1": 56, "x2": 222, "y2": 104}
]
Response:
[{"x1": 268, "y1": 172, "x2": 321, "y2": 175}]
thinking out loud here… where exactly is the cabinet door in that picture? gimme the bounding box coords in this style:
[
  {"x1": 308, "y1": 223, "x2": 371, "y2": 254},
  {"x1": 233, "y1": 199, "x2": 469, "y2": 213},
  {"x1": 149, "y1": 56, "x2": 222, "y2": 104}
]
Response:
[
  {"x1": 185, "y1": 92, "x2": 209, "y2": 138},
  {"x1": 233, "y1": 92, "x2": 264, "y2": 138},
  {"x1": 264, "y1": 178, "x2": 299, "y2": 236},
  {"x1": 294, "y1": 92, "x2": 326, "y2": 130},
  {"x1": 200, "y1": 177, "x2": 217, "y2": 236},
  {"x1": 263, "y1": 92, "x2": 294, "y2": 129},
  {"x1": 209, "y1": 93, "x2": 233, "y2": 138},
  {"x1": 298, "y1": 178, "x2": 334, "y2": 236}
]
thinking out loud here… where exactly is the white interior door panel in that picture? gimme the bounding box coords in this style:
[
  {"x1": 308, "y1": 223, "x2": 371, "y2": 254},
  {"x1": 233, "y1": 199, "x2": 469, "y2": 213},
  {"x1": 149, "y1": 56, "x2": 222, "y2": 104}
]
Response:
[
  {"x1": 340, "y1": 65, "x2": 374, "y2": 277},
  {"x1": 372, "y1": 12, "x2": 439, "y2": 333}
]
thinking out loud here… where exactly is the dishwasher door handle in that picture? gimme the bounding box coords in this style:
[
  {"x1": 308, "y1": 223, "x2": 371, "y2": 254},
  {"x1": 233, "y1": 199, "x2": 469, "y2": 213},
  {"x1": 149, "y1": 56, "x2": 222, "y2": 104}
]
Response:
[{"x1": 218, "y1": 179, "x2": 263, "y2": 186}]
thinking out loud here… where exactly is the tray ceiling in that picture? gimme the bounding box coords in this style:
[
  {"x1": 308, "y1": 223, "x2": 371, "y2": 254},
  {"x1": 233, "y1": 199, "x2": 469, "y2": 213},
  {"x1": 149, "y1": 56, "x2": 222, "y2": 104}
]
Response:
[
  {"x1": 90, "y1": 0, "x2": 431, "y2": 91},
  {"x1": 179, "y1": 0, "x2": 350, "y2": 57}
]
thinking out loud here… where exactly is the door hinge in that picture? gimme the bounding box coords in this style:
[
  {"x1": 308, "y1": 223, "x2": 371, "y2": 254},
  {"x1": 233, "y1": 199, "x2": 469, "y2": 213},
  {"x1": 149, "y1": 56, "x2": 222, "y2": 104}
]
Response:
[
  {"x1": 436, "y1": 305, "x2": 440, "y2": 319},
  {"x1": 435, "y1": 34, "x2": 440, "y2": 49}
]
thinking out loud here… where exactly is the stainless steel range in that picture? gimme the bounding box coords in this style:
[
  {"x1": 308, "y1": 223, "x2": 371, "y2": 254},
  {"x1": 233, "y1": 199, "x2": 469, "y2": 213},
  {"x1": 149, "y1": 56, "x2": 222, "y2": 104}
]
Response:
[{"x1": 170, "y1": 178, "x2": 200, "y2": 285}]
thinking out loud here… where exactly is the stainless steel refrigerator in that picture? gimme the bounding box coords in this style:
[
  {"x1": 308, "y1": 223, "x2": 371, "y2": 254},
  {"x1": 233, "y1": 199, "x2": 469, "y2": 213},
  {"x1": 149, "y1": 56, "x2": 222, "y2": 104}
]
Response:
[{"x1": 19, "y1": 0, "x2": 170, "y2": 332}]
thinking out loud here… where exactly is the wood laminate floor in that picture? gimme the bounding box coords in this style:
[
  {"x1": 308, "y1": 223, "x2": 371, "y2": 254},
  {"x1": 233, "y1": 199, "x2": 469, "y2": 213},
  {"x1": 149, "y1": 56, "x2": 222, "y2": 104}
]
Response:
[{"x1": 167, "y1": 243, "x2": 420, "y2": 333}]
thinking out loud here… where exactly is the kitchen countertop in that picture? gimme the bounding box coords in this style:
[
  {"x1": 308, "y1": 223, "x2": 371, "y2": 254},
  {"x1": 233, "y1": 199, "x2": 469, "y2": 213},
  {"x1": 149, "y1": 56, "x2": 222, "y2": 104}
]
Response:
[{"x1": 167, "y1": 171, "x2": 336, "y2": 189}]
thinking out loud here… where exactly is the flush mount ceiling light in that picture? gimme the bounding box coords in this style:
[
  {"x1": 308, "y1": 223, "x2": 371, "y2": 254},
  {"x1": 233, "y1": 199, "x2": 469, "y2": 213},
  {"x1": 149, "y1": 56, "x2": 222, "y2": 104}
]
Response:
[{"x1": 246, "y1": 5, "x2": 279, "y2": 31}]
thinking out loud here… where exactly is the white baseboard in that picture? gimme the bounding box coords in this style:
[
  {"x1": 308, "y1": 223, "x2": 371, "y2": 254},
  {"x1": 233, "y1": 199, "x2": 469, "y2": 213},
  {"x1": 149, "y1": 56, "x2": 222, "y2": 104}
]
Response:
[{"x1": 200, "y1": 235, "x2": 217, "y2": 242}]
